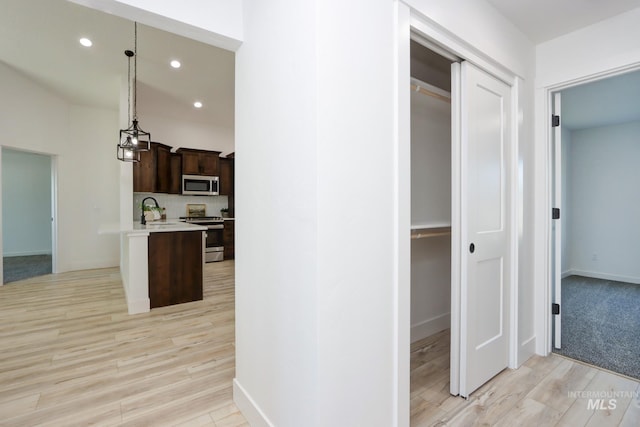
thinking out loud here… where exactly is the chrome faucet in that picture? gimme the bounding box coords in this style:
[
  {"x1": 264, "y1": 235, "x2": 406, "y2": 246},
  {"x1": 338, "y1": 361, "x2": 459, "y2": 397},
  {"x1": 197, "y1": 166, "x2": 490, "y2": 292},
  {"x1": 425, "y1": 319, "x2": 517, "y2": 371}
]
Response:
[{"x1": 141, "y1": 196, "x2": 160, "y2": 225}]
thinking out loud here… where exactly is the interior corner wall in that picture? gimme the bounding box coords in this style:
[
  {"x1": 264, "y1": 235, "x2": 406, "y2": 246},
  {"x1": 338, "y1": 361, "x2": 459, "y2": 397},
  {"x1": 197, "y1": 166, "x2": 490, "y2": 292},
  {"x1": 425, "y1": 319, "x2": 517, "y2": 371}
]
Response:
[
  {"x1": 0, "y1": 62, "x2": 120, "y2": 273},
  {"x1": 534, "y1": 7, "x2": 640, "y2": 354},
  {"x1": 1, "y1": 149, "x2": 52, "y2": 256},
  {"x1": 564, "y1": 121, "x2": 640, "y2": 284}
]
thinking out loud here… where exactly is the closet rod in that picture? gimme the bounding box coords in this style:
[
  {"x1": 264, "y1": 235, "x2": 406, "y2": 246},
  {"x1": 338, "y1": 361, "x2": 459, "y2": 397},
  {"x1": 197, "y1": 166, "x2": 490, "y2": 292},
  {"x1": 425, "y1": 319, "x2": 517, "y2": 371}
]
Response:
[
  {"x1": 410, "y1": 83, "x2": 451, "y2": 104},
  {"x1": 411, "y1": 227, "x2": 451, "y2": 240}
]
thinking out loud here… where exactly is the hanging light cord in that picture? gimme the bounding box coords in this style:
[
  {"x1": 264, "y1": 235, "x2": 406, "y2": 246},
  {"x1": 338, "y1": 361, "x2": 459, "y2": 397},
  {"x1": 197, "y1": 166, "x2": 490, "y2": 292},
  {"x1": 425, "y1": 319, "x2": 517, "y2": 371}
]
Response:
[
  {"x1": 127, "y1": 49, "x2": 131, "y2": 125},
  {"x1": 133, "y1": 22, "x2": 137, "y2": 121}
]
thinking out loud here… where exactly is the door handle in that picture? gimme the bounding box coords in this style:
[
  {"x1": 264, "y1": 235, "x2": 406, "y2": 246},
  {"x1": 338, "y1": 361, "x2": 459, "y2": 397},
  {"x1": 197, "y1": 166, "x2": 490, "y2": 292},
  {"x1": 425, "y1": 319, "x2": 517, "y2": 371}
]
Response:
[{"x1": 469, "y1": 243, "x2": 475, "y2": 253}]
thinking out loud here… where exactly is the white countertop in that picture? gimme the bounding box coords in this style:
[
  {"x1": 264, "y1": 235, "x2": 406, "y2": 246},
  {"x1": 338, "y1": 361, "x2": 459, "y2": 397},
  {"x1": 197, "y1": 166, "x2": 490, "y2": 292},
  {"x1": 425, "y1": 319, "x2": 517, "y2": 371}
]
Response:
[
  {"x1": 99, "y1": 220, "x2": 206, "y2": 235},
  {"x1": 134, "y1": 221, "x2": 207, "y2": 233}
]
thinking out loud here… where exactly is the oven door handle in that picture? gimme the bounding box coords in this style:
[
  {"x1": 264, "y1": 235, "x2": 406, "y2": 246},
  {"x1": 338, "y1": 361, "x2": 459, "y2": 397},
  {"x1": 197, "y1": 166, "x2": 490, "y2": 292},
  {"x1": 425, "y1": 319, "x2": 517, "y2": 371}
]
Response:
[{"x1": 207, "y1": 224, "x2": 224, "y2": 229}]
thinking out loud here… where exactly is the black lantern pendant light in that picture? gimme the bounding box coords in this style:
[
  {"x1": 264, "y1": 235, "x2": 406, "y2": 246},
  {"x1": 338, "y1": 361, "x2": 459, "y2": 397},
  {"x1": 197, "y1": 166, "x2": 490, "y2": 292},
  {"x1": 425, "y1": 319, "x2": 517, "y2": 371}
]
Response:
[{"x1": 117, "y1": 22, "x2": 150, "y2": 162}]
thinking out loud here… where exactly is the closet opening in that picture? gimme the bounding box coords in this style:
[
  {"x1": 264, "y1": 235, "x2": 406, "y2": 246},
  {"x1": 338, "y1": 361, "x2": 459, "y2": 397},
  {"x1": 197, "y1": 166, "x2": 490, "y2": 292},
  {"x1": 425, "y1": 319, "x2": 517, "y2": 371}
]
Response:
[{"x1": 409, "y1": 39, "x2": 458, "y2": 418}]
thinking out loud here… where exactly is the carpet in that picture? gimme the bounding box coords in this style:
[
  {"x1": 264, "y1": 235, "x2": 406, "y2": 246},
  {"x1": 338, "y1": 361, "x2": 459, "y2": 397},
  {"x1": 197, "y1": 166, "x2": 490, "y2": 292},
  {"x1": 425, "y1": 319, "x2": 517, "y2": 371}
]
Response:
[
  {"x1": 3, "y1": 255, "x2": 52, "y2": 284},
  {"x1": 553, "y1": 275, "x2": 640, "y2": 380}
]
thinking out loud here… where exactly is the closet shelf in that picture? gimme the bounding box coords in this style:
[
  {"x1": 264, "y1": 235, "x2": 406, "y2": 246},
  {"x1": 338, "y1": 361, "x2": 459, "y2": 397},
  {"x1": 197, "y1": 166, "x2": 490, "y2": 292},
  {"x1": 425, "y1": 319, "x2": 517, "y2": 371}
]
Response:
[{"x1": 411, "y1": 226, "x2": 451, "y2": 240}]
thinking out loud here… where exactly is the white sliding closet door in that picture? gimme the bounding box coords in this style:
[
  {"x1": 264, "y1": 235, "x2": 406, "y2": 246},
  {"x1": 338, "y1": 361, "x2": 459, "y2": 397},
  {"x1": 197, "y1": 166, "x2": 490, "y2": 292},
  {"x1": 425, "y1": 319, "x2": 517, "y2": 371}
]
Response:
[{"x1": 458, "y1": 61, "x2": 512, "y2": 398}]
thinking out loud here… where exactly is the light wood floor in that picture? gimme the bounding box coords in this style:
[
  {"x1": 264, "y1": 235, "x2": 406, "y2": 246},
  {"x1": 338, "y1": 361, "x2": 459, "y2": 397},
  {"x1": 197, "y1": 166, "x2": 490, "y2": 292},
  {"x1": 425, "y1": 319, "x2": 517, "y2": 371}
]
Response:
[
  {"x1": 3, "y1": 264, "x2": 639, "y2": 426},
  {"x1": 411, "y1": 329, "x2": 640, "y2": 426},
  {"x1": 0, "y1": 260, "x2": 247, "y2": 427}
]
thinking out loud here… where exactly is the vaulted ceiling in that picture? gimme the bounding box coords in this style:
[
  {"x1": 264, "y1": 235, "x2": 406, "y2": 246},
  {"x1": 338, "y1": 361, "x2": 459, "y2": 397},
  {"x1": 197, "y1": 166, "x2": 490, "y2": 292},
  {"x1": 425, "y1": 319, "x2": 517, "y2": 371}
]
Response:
[{"x1": 0, "y1": 0, "x2": 234, "y2": 127}]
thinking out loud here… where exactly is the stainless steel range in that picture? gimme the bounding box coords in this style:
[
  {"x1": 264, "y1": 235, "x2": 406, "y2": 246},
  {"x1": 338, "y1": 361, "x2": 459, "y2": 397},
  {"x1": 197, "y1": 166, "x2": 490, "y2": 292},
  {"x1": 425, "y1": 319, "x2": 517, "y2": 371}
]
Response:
[{"x1": 179, "y1": 216, "x2": 224, "y2": 262}]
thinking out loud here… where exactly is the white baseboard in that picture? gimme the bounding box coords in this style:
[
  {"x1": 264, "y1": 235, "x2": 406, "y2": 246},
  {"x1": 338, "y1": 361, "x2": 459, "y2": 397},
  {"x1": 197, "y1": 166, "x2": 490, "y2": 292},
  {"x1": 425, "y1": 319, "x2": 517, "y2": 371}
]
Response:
[
  {"x1": 126, "y1": 297, "x2": 150, "y2": 315},
  {"x1": 233, "y1": 378, "x2": 273, "y2": 427},
  {"x1": 519, "y1": 335, "x2": 536, "y2": 365},
  {"x1": 411, "y1": 313, "x2": 450, "y2": 343},
  {"x1": 563, "y1": 269, "x2": 640, "y2": 285},
  {"x1": 121, "y1": 277, "x2": 150, "y2": 315}
]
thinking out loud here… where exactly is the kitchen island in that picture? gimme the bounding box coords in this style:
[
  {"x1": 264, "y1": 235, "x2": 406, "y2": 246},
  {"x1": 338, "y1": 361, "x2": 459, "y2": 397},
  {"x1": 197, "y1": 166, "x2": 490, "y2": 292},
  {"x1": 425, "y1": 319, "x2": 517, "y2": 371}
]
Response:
[{"x1": 101, "y1": 221, "x2": 206, "y2": 314}]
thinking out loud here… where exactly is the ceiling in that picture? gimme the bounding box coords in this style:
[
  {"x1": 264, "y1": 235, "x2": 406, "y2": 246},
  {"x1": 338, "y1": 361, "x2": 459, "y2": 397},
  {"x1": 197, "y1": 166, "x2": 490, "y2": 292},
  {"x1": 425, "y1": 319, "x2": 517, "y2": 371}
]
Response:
[
  {"x1": 487, "y1": 0, "x2": 640, "y2": 43},
  {"x1": 2, "y1": 0, "x2": 639, "y2": 133},
  {"x1": 0, "y1": 0, "x2": 234, "y2": 127},
  {"x1": 561, "y1": 70, "x2": 640, "y2": 130}
]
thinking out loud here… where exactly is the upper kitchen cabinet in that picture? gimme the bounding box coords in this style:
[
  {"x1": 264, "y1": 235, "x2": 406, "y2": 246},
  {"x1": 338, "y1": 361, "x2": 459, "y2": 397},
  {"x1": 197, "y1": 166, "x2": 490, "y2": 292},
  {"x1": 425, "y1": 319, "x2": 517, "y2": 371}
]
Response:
[
  {"x1": 133, "y1": 142, "x2": 180, "y2": 193},
  {"x1": 219, "y1": 154, "x2": 234, "y2": 196},
  {"x1": 178, "y1": 148, "x2": 221, "y2": 176},
  {"x1": 169, "y1": 153, "x2": 182, "y2": 194}
]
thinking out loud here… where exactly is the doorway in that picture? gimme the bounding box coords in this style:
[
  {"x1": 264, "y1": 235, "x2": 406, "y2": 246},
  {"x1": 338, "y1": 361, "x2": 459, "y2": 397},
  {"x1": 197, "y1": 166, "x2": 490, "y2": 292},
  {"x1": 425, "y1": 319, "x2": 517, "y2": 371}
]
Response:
[
  {"x1": 550, "y1": 69, "x2": 640, "y2": 380},
  {"x1": 408, "y1": 30, "x2": 516, "y2": 403},
  {"x1": 1, "y1": 147, "x2": 54, "y2": 284}
]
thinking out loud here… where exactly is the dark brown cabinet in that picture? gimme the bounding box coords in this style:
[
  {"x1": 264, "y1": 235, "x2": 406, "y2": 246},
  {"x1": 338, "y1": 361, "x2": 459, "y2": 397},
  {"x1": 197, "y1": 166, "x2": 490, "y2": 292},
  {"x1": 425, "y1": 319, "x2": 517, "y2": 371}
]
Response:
[
  {"x1": 169, "y1": 153, "x2": 182, "y2": 194},
  {"x1": 223, "y1": 220, "x2": 235, "y2": 260},
  {"x1": 148, "y1": 231, "x2": 203, "y2": 308},
  {"x1": 219, "y1": 156, "x2": 234, "y2": 196},
  {"x1": 178, "y1": 148, "x2": 220, "y2": 176},
  {"x1": 155, "y1": 144, "x2": 172, "y2": 193},
  {"x1": 133, "y1": 142, "x2": 181, "y2": 194}
]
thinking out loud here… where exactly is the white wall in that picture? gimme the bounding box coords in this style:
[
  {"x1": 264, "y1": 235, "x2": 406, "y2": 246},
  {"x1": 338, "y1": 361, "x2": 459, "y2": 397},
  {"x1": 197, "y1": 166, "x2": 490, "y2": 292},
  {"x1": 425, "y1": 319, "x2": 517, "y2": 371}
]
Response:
[
  {"x1": 563, "y1": 121, "x2": 640, "y2": 284},
  {"x1": 410, "y1": 88, "x2": 451, "y2": 342},
  {"x1": 1, "y1": 149, "x2": 52, "y2": 256},
  {"x1": 411, "y1": 90, "x2": 451, "y2": 227},
  {"x1": 235, "y1": 0, "x2": 318, "y2": 424},
  {"x1": 137, "y1": 83, "x2": 235, "y2": 156},
  {"x1": 411, "y1": 237, "x2": 451, "y2": 341},
  {"x1": 0, "y1": 62, "x2": 120, "y2": 272},
  {"x1": 534, "y1": 7, "x2": 640, "y2": 354}
]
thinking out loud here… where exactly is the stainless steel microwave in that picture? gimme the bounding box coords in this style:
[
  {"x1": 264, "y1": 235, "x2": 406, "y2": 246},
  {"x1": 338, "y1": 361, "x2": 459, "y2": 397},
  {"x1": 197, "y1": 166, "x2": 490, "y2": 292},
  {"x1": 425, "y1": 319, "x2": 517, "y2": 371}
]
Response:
[{"x1": 182, "y1": 175, "x2": 219, "y2": 196}]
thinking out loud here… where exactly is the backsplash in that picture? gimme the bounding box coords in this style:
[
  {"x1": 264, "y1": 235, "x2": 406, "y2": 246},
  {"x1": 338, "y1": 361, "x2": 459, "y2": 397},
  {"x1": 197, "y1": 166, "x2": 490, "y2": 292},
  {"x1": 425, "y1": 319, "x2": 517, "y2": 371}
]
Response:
[{"x1": 134, "y1": 193, "x2": 229, "y2": 220}]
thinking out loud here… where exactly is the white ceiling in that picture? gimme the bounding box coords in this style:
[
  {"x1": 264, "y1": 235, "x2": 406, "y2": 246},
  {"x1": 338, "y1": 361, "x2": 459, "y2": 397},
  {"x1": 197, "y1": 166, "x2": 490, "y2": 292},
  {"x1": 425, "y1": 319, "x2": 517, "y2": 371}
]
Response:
[
  {"x1": 561, "y1": 70, "x2": 640, "y2": 130},
  {"x1": 0, "y1": 0, "x2": 234, "y2": 127},
  {"x1": 487, "y1": 0, "x2": 640, "y2": 43}
]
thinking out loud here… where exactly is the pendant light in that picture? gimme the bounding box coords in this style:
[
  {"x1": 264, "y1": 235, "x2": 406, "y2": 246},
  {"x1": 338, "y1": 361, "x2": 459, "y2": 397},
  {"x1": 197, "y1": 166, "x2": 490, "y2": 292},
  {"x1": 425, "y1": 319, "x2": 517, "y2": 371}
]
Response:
[{"x1": 117, "y1": 22, "x2": 150, "y2": 162}]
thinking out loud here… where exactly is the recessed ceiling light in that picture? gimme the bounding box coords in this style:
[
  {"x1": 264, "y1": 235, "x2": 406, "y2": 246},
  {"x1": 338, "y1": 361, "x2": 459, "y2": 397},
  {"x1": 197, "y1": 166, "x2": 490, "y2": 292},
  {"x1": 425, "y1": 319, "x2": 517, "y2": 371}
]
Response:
[
  {"x1": 170, "y1": 60, "x2": 181, "y2": 69},
  {"x1": 193, "y1": 101, "x2": 203, "y2": 109},
  {"x1": 79, "y1": 37, "x2": 92, "y2": 47}
]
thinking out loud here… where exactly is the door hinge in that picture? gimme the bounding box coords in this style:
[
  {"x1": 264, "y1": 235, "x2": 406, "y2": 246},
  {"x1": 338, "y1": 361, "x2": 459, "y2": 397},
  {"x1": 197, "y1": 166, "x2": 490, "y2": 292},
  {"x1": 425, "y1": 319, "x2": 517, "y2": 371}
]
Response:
[
  {"x1": 552, "y1": 303, "x2": 560, "y2": 315},
  {"x1": 552, "y1": 115, "x2": 560, "y2": 127},
  {"x1": 552, "y1": 208, "x2": 560, "y2": 220}
]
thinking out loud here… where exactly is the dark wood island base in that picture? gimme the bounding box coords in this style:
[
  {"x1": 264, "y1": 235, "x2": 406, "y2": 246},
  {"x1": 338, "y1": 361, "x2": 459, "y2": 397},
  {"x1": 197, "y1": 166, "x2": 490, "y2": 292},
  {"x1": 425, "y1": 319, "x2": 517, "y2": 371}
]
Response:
[{"x1": 148, "y1": 230, "x2": 203, "y2": 308}]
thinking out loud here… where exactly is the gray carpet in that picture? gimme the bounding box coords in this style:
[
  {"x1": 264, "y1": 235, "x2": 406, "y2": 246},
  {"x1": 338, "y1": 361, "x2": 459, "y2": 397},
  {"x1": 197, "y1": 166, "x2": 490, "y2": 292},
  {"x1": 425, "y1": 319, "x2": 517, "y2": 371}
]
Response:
[
  {"x1": 3, "y1": 255, "x2": 52, "y2": 284},
  {"x1": 553, "y1": 275, "x2": 640, "y2": 380}
]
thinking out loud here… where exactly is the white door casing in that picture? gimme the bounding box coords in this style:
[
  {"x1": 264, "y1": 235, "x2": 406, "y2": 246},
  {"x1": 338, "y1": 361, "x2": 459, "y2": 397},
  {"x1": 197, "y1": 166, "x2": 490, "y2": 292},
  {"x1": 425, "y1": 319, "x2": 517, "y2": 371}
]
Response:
[
  {"x1": 552, "y1": 93, "x2": 562, "y2": 349},
  {"x1": 459, "y1": 61, "x2": 512, "y2": 397}
]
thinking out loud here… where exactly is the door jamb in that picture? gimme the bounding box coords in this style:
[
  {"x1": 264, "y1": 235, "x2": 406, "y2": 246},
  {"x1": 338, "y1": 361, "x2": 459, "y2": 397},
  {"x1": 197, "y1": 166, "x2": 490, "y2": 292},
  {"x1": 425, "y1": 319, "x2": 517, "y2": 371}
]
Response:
[
  {"x1": 0, "y1": 147, "x2": 58, "y2": 284},
  {"x1": 542, "y1": 63, "x2": 640, "y2": 353}
]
